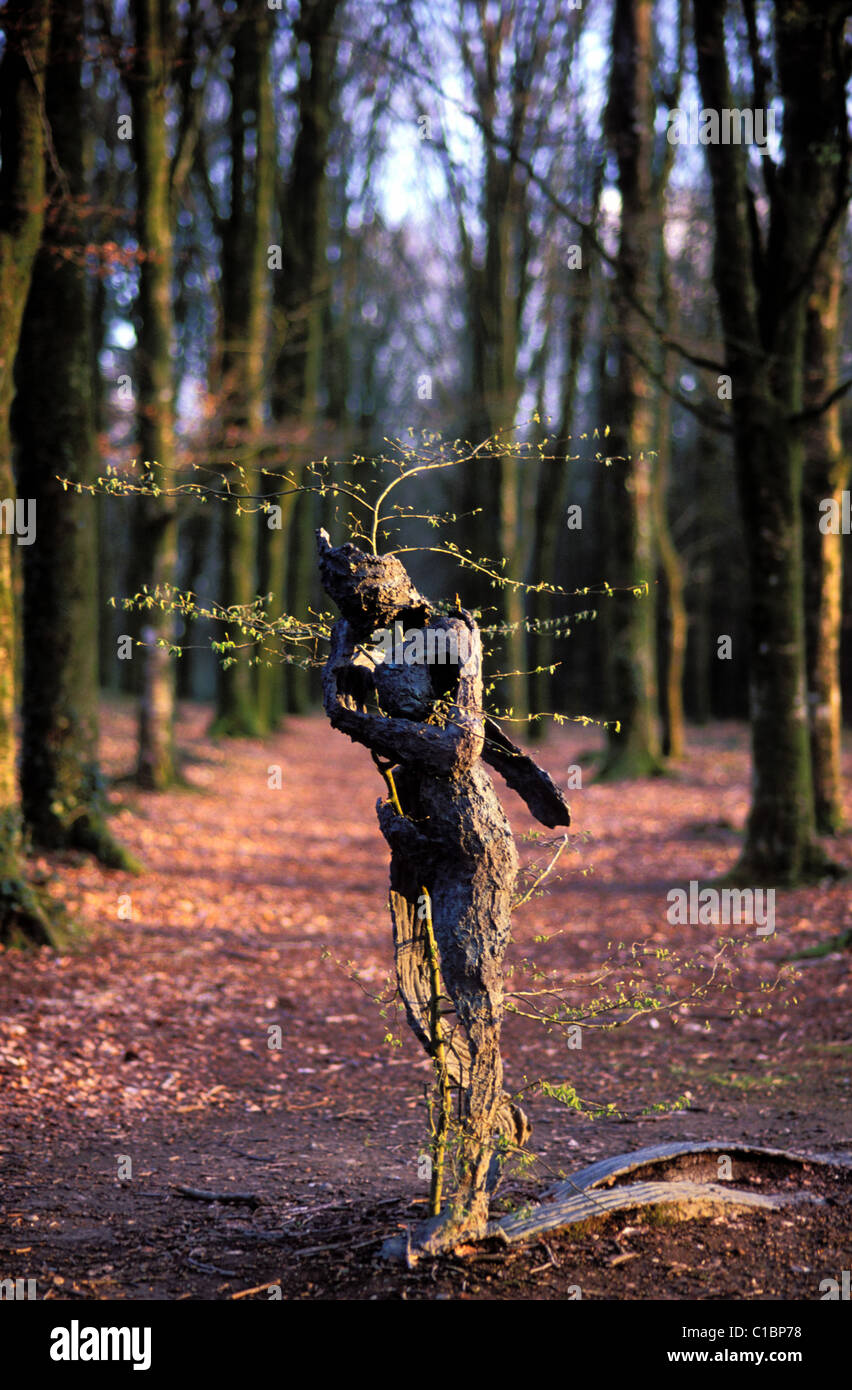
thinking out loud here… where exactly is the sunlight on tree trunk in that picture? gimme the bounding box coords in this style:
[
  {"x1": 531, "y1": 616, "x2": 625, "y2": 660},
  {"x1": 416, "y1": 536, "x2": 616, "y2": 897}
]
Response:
[
  {"x1": 600, "y1": 0, "x2": 663, "y2": 780},
  {"x1": 802, "y1": 247, "x2": 847, "y2": 835},
  {"x1": 693, "y1": 0, "x2": 847, "y2": 883},
  {"x1": 129, "y1": 0, "x2": 178, "y2": 790},
  {"x1": 655, "y1": 257, "x2": 687, "y2": 761}
]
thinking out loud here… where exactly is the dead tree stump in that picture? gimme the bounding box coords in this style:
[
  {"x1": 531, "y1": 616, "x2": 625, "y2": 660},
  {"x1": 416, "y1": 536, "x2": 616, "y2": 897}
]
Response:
[{"x1": 316, "y1": 530, "x2": 571, "y2": 1242}]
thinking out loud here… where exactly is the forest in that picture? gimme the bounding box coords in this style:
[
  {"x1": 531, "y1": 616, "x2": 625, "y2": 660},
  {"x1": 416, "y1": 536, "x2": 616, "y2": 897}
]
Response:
[{"x1": 1, "y1": 0, "x2": 851, "y2": 1329}]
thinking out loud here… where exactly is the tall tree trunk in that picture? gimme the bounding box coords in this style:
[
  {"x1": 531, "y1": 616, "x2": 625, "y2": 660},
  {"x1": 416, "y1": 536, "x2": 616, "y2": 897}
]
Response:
[
  {"x1": 684, "y1": 421, "x2": 716, "y2": 725},
  {"x1": 528, "y1": 165, "x2": 603, "y2": 740},
  {"x1": 654, "y1": 404, "x2": 687, "y2": 759},
  {"x1": 213, "y1": 8, "x2": 274, "y2": 737},
  {"x1": 91, "y1": 270, "x2": 116, "y2": 693},
  {"x1": 600, "y1": 0, "x2": 662, "y2": 778},
  {"x1": 269, "y1": 0, "x2": 339, "y2": 717},
  {"x1": 452, "y1": 5, "x2": 570, "y2": 727},
  {"x1": 470, "y1": 146, "x2": 526, "y2": 723},
  {"x1": 693, "y1": 0, "x2": 847, "y2": 882},
  {"x1": 129, "y1": 0, "x2": 178, "y2": 789},
  {"x1": 802, "y1": 242, "x2": 848, "y2": 833},
  {"x1": 14, "y1": 0, "x2": 137, "y2": 870},
  {"x1": 654, "y1": 258, "x2": 688, "y2": 760},
  {"x1": 651, "y1": 0, "x2": 687, "y2": 760},
  {"x1": 0, "y1": 0, "x2": 61, "y2": 945}
]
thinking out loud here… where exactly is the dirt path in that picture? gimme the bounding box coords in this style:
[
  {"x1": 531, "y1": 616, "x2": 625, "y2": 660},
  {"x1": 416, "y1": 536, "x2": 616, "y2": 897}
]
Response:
[{"x1": 1, "y1": 704, "x2": 850, "y2": 1299}]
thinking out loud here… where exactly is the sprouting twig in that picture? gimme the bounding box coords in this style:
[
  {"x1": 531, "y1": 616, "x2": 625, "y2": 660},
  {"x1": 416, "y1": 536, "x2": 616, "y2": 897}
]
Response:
[{"x1": 512, "y1": 833, "x2": 570, "y2": 911}]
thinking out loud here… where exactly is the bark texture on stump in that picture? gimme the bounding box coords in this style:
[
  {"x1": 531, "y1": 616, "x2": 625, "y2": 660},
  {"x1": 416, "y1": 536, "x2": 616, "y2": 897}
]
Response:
[{"x1": 317, "y1": 531, "x2": 571, "y2": 1242}]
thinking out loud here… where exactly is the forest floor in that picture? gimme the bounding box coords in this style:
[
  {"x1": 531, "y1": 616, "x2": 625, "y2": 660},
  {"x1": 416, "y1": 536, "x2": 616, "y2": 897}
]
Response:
[{"x1": 1, "y1": 702, "x2": 850, "y2": 1301}]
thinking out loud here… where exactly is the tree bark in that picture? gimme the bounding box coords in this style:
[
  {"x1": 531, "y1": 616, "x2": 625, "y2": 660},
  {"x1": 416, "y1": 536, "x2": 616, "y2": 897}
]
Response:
[
  {"x1": 600, "y1": 0, "x2": 662, "y2": 778},
  {"x1": 692, "y1": 0, "x2": 848, "y2": 882},
  {"x1": 128, "y1": 0, "x2": 178, "y2": 789},
  {"x1": 528, "y1": 163, "x2": 604, "y2": 741},
  {"x1": 0, "y1": 0, "x2": 60, "y2": 945},
  {"x1": 14, "y1": 0, "x2": 137, "y2": 871},
  {"x1": 802, "y1": 242, "x2": 848, "y2": 833},
  {"x1": 212, "y1": 8, "x2": 274, "y2": 737},
  {"x1": 459, "y1": 18, "x2": 530, "y2": 723},
  {"x1": 654, "y1": 257, "x2": 688, "y2": 760},
  {"x1": 268, "y1": 0, "x2": 339, "y2": 718},
  {"x1": 652, "y1": 0, "x2": 687, "y2": 760}
]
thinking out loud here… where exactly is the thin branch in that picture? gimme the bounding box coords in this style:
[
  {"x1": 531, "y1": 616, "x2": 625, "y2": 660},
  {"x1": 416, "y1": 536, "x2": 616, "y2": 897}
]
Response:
[{"x1": 789, "y1": 374, "x2": 852, "y2": 425}]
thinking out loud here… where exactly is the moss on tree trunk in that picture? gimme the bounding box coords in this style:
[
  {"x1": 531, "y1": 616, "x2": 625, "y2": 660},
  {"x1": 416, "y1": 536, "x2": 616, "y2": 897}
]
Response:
[
  {"x1": 734, "y1": 401, "x2": 821, "y2": 882},
  {"x1": 654, "y1": 255, "x2": 687, "y2": 761},
  {"x1": 0, "y1": 0, "x2": 70, "y2": 946},
  {"x1": 693, "y1": 0, "x2": 847, "y2": 883},
  {"x1": 802, "y1": 246, "x2": 847, "y2": 835},
  {"x1": 14, "y1": 0, "x2": 138, "y2": 872},
  {"x1": 272, "y1": 1, "x2": 339, "y2": 717},
  {"x1": 599, "y1": 0, "x2": 662, "y2": 780},
  {"x1": 212, "y1": 8, "x2": 274, "y2": 738},
  {"x1": 129, "y1": 0, "x2": 178, "y2": 789}
]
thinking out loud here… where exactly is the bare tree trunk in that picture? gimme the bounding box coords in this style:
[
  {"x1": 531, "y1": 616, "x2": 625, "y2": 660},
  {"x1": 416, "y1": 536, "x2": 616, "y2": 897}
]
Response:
[
  {"x1": 466, "y1": 108, "x2": 526, "y2": 722},
  {"x1": 269, "y1": 0, "x2": 339, "y2": 717},
  {"x1": 0, "y1": 0, "x2": 60, "y2": 945},
  {"x1": 129, "y1": 0, "x2": 178, "y2": 789},
  {"x1": 14, "y1": 0, "x2": 137, "y2": 869},
  {"x1": 528, "y1": 164, "x2": 604, "y2": 740},
  {"x1": 802, "y1": 244, "x2": 848, "y2": 833},
  {"x1": 652, "y1": 0, "x2": 687, "y2": 760},
  {"x1": 692, "y1": 0, "x2": 848, "y2": 882},
  {"x1": 654, "y1": 259, "x2": 687, "y2": 760},
  {"x1": 212, "y1": 7, "x2": 274, "y2": 737},
  {"x1": 656, "y1": 490, "x2": 688, "y2": 759},
  {"x1": 600, "y1": 0, "x2": 662, "y2": 778}
]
